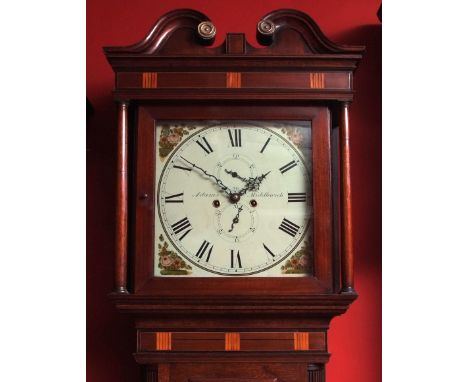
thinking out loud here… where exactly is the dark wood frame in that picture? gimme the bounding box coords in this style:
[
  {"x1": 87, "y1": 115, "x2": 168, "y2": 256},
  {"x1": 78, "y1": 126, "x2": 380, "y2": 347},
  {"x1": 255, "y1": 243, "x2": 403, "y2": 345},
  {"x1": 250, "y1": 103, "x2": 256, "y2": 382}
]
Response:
[{"x1": 133, "y1": 104, "x2": 332, "y2": 296}]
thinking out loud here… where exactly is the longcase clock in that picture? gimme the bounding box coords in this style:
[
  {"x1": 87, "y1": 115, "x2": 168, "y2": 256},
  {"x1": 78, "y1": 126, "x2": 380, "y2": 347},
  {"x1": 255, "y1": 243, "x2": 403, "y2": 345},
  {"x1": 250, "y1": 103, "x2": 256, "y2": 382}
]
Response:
[{"x1": 104, "y1": 9, "x2": 364, "y2": 382}]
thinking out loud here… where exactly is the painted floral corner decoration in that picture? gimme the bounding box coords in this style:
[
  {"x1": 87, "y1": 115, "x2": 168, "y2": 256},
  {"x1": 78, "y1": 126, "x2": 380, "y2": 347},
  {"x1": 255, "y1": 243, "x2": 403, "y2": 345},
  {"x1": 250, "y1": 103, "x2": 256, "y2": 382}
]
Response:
[
  {"x1": 281, "y1": 241, "x2": 310, "y2": 274},
  {"x1": 157, "y1": 234, "x2": 192, "y2": 275},
  {"x1": 281, "y1": 126, "x2": 306, "y2": 148},
  {"x1": 159, "y1": 123, "x2": 196, "y2": 160}
]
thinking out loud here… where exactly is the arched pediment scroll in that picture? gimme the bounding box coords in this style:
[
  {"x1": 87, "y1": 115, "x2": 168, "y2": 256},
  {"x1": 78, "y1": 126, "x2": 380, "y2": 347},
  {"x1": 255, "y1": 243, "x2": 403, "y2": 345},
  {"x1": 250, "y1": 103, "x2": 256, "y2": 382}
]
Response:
[
  {"x1": 103, "y1": 9, "x2": 365, "y2": 58},
  {"x1": 255, "y1": 9, "x2": 365, "y2": 55},
  {"x1": 103, "y1": 9, "x2": 217, "y2": 56}
]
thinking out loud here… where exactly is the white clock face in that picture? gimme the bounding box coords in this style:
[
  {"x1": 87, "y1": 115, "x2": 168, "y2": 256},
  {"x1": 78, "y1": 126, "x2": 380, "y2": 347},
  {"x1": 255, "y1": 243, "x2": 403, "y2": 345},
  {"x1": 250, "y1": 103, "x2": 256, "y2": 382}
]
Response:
[{"x1": 154, "y1": 121, "x2": 312, "y2": 277}]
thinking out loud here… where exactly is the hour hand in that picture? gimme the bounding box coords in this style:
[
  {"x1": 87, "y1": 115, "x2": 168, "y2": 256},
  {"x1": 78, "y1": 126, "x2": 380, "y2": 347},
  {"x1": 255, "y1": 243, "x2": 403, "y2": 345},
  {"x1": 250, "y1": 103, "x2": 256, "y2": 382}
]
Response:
[{"x1": 224, "y1": 169, "x2": 248, "y2": 182}]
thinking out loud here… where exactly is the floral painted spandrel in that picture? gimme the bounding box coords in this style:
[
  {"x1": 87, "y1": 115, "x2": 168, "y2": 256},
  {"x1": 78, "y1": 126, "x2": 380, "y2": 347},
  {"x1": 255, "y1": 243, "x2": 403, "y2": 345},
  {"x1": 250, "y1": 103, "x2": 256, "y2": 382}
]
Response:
[
  {"x1": 158, "y1": 123, "x2": 196, "y2": 160},
  {"x1": 281, "y1": 241, "x2": 311, "y2": 274},
  {"x1": 282, "y1": 127, "x2": 304, "y2": 145},
  {"x1": 157, "y1": 234, "x2": 192, "y2": 275},
  {"x1": 281, "y1": 126, "x2": 310, "y2": 149},
  {"x1": 281, "y1": 125, "x2": 311, "y2": 155}
]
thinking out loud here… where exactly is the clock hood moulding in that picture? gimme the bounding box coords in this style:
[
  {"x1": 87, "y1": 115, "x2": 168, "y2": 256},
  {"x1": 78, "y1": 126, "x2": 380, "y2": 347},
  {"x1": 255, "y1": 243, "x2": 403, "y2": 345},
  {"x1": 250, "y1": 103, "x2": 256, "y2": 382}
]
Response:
[
  {"x1": 104, "y1": 7, "x2": 364, "y2": 298},
  {"x1": 103, "y1": 8, "x2": 365, "y2": 55},
  {"x1": 104, "y1": 8, "x2": 365, "y2": 75}
]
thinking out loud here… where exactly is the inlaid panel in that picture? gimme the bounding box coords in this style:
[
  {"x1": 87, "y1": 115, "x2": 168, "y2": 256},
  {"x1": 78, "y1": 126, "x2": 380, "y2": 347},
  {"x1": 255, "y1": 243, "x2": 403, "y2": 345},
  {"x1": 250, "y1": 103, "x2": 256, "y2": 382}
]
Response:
[
  {"x1": 309, "y1": 73, "x2": 325, "y2": 89},
  {"x1": 225, "y1": 332, "x2": 241, "y2": 351},
  {"x1": 143, "y1": 72, "x2": 158, "y2": 88},
  {"x1": 139, "y1": 331, "x2": 326, "y2": 352},
  {"x1": 226, "y1": 72, "x2": 242, "y2": 88},
  {"x1": 116, "y1": 72, "x2": 351, "y2": 90},
  {"x1": 156, "y1": 332, "x2": 172, "y2": 350},
  {"x1": 294, "y1": 332, "x2": 309, "y2": 350}
]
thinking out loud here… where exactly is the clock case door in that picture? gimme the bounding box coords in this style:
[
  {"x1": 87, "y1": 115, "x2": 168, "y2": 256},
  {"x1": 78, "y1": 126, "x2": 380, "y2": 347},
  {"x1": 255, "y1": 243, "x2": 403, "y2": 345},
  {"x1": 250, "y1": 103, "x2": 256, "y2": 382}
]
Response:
[{"x1": 132, "y1": 103, "x2": 337, "y2": 297}]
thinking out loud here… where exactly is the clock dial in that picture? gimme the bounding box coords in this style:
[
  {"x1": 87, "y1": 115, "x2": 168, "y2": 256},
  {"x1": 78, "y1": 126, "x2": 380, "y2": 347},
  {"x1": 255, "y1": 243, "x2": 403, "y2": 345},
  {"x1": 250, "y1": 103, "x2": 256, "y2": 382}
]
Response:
[{"x1": 155, "y1": 121, "x2": 312, "y2": 276}]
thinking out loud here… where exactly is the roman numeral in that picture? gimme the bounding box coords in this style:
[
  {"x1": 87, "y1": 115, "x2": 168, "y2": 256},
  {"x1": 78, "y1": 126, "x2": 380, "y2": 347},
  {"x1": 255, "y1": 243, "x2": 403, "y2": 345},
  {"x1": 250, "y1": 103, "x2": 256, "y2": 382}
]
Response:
[
  {"x1": 260, "y1": 137, "x2": 271, "y2": 153},
  {"x1": 230, "y1": 249, "x2": 242, "y2": 268},
  {"x1": 165, "y1": 192, "x2": 184, "y2": 203},
  {"x1": 279, "y1": 160, "x2": 298, "y2": 174},
  {"x1": 228, "y1": 129, "x2": 242, "y2": 147},
  {"x1": 288, "y1": 192, "x2": 306, "y2": 202},
  {"x1": 173, "y1": 164, "x2": 192, "y2": 172},
  {"x1": 171, "y1": 217, "x2": 192, "y2": 240},
  {"x1": 263, "y1": 243, "x2": 275, "y2": 258},
  {"x1": 196, "y1": 137, "x2": 214, "y2": 154},
  {"x1": 278, "y1": 218, "x2": 300, "y2": 237},
  {"x1": 195, "y1": 240, "x2": 213, "y2": 262}
]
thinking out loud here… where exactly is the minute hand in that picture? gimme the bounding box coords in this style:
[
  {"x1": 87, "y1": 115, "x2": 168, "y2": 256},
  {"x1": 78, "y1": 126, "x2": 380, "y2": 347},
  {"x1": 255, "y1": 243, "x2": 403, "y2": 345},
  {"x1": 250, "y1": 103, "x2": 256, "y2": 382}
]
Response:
[{"x1": 180, "y1": 156, "x2": 232, "y2": 195}]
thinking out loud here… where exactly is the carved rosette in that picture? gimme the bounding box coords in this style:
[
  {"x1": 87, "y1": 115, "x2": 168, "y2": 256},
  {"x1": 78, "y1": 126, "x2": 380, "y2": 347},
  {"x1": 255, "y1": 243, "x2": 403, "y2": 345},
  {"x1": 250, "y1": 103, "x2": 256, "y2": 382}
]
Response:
[
  {"x1": 257, "y1": 19, "x2": 276, "y2": 45},
  {"x1": 197, "y1": 21, "x2": 216, "y2": 44},
  {"x1": 258, "y1": 19, "x2": 276, "y2": 35}
]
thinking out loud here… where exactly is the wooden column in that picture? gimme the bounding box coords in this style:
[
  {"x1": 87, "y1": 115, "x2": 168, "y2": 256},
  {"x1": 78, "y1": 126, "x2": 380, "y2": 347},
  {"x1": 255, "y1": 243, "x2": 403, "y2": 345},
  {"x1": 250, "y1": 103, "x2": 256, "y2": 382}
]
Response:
[
  {"x1": 114, "y1": 101, "x2": 129, "y2": 294},
  {"x1": 145, "y1": 368, "x2": 157, "y2": 382},
  {"x1": 308, "y1": 364, "x2": 325, "y2": 382},
  {"x1": 339, "y1": 102, "x2": 356, "y2": 294}
]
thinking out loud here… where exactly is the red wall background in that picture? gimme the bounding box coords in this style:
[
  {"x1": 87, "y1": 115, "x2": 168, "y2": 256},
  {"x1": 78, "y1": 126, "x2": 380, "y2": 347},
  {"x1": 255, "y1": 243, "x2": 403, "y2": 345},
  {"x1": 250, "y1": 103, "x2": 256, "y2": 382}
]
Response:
[{"x1": 87, "y1": 1, "x2": 381, "y2": 381}]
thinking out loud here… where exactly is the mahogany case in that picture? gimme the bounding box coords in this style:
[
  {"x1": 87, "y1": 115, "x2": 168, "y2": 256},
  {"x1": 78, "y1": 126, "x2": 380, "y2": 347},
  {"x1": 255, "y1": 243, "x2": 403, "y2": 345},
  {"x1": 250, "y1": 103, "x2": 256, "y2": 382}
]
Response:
[{"x1": 104, "y1": 9, "x2": 364, "y2": 382}]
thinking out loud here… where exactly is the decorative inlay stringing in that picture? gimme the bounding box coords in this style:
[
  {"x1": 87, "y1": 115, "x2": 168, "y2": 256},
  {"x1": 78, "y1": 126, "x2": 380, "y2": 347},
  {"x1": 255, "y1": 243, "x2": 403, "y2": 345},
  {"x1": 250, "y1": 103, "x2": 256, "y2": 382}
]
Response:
[
  {"x1": 309, "y1": 73, "x2": 325, "y2": 89},
  {"x1": 138, "y1": 331, "x2": 326, "y2": 352},
  {"x1": 226, "y1": 72, "x2": 241, "y2": 88},
  {"x1": 156, "y1": 332, "x2": 172, "y2": 350},
  {"x1": 225, "y1": 332, "x2": 241, "y2": 351},
  {"x1": 142, "y1": 72, "x2": 158, "y2": 88},
  {"x1": 294, "y1": 332, "x2": 309, "y2": 350}
]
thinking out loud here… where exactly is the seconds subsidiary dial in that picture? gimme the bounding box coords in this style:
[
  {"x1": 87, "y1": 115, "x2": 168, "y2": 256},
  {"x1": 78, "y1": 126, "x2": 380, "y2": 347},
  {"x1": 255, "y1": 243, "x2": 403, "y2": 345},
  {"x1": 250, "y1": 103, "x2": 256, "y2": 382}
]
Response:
[{"x1": 156, "y1": 121, "x2": 312, "y2": 276}]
